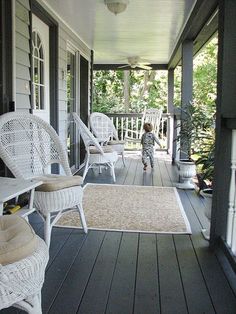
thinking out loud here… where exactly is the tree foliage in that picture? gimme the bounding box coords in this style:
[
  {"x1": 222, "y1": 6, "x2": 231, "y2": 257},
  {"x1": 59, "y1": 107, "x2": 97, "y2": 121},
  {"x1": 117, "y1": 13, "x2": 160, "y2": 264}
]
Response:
[{"x1": 93, "y1": 70, "x2": 168, "y2": 113}]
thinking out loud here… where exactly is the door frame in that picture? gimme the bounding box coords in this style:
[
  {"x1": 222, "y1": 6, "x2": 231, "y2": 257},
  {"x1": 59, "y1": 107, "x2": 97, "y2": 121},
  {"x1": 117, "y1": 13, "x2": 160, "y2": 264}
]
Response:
[{"x1": 30, "y1": 0, "x2": 58, "y2": 132}]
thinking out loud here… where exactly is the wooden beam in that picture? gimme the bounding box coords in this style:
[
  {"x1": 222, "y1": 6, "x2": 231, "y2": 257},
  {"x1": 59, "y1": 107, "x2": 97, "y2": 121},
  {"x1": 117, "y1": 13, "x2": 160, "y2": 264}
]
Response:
[
  {"x1": 168, "y1": 0, "x2": 218, "y2": 69},
  {"x1": 93, "y1": 64, "x2": 168, "y2": 71},
  {"x1": 181, "y1": 40, "x2": 193, "y2": 107}
]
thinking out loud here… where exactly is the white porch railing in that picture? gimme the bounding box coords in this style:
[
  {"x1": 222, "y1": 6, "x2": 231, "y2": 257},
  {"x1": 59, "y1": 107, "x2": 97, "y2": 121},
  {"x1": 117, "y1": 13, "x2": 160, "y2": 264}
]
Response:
[
  {"x1": 106, "y1": 113, "x2": 171, "y2": 150},
  {"x1": 226, "y1": 129, "x2": 236, "y2": 255}
]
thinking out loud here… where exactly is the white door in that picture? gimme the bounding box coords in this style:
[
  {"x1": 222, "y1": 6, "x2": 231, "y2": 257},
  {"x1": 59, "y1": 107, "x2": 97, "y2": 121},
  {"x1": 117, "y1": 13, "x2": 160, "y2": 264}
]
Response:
[{"x1": 32, "y1": 15, "x2": 50, "y2": 123}]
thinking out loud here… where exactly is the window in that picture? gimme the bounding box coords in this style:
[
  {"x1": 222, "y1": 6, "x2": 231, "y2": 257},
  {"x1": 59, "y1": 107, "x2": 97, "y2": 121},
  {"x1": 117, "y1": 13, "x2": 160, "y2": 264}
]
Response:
[{"x1": 32, "y1": 31, "x2": 45, "y2": 110}]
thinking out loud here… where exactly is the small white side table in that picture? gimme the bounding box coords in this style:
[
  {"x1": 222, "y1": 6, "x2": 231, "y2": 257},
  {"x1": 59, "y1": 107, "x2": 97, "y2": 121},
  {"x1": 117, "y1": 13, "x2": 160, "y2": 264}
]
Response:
[{"x1": 0, "y1": 177, "x2": 42, "y2": 217}]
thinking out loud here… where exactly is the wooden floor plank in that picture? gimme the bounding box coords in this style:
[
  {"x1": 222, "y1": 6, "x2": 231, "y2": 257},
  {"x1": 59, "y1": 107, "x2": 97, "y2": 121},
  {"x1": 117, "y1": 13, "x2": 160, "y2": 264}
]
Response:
[
  {"x1": 158, "y1": 159, "x2": 173, "y2": 187},
  {"x1": 115, "y1": 155, "x2": 131, "y2": 185},
  {"x1": 46, "y1": 227, "x2": 74, "y2": 270},
  {"x1": 42, "y1": 229, "x2": 86, "y2": 313},
  {"x1": 174, "y1": 235, "x2": 215, "y2": 314},
  {"x1": 157, "y1": 234, "x2": 188, "y2": 314},
  {"x1": 48, "y1": 231, "x2": 105, "y2": 314},
  {"x1": 133, "y1": 153, "x2": 145, "y2": 186},
  {"x1": 164, "y1": 158, "x2": 179, "y2": 185},
  {"x1": 123, "y1": 156, "x2": 139, "y2": 185},
  {"x1": 186, "y1": 190, "x2": 210, "y2": 230},
  {"x1": 177, "y1": 189, "x2": 202, "y2": 234},
  {"x1": 134, "y1": 233, "x2": 160, "y2": 314},
  {"x1": 77, "y1": 232, "x2": 122, "y2": 314},
  {"x1": 152, "y1": 156, "x2": 163, "y2": 186},
  {"x1": 106, "y1": 233, "x2": 139, "y2": 314}
]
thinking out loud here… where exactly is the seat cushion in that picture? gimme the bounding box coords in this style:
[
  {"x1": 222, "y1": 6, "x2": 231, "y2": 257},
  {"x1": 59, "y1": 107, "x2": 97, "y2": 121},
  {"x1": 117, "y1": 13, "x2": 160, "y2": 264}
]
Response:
[
  {"x1": 0, "y1": 215, "x2": 37, "y2": 265},
  {"x1": 108, "y1": 140, "x2": 125, "y2": 145},
  {"x1": 35, "y1": 174, "x2": 83, "y2": 192},
  {"x1": 89, "y1": 145, "x2": 114, "y2": 154}
]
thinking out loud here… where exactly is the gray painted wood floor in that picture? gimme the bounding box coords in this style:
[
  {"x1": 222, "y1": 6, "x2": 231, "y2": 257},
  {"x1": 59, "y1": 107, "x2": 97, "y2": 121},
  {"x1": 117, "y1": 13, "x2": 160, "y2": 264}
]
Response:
[{"x1": 1, "y1": 152, "x2": 236, "y2": 314}]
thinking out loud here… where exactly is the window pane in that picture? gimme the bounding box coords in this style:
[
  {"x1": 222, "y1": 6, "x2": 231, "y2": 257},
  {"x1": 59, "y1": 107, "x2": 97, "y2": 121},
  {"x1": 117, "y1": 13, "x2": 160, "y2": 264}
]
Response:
[
  {"x1": 34, "y1": 59, "x2": 39, "y2": 84},
  {"x1": 39, "y1": 46, "x2": 44, "y2": 59},
  {"x1": 34, "y1": 85, "x2": 39, "y2": 109},
  {"x1": 40, "y1": 60, "x2": 44, "y2": 85},
  {"x1": 40, "y1": 86, "x2": 44, "y2": 110}
]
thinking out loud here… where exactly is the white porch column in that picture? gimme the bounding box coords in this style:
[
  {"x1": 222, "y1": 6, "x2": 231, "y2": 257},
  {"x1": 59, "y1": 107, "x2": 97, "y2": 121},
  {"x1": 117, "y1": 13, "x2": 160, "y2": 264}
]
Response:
[{"x1": 227, "y1": 129, "x2": 236, "y2": 254}]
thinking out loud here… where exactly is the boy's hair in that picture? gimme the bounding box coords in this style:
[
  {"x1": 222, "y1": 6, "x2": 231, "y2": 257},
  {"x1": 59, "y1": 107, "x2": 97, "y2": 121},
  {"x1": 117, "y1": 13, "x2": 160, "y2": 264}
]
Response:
[{"x1": 143, "y1": 122, "x2": 153, "y2": 132}]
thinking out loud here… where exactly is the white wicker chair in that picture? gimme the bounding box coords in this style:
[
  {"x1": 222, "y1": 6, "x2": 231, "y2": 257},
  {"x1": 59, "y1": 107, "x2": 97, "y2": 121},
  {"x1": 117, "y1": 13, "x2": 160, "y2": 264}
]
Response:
[
  {"x1": 0, "y1": 112, "x2": 87, "y2": 246},
  {"x1": 72, "y1": 112, "x2": 118, "y2": 182},
  {"x1": 0, "y1": 216, "x2": 49, "y2": 314},
  {"x1": 89, "y1": 112, "x2": 126, "y2": 166}
]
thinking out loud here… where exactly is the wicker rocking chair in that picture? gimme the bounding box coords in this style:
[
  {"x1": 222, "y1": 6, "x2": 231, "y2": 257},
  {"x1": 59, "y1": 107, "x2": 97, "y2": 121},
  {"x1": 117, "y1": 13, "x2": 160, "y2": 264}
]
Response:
[
  {"x1": 125, "y1": 108, "x2": 163, "y2": 144},
  {"x1": 0, "y1": 112, "x2": 87, "y2": 246}
]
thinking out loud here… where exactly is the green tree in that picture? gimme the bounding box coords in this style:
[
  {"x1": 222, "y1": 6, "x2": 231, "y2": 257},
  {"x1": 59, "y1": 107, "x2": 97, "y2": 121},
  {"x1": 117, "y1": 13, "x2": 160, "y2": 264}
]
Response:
[{"x1": 93, "y1": 69, "x2": 168, "y2": 113}]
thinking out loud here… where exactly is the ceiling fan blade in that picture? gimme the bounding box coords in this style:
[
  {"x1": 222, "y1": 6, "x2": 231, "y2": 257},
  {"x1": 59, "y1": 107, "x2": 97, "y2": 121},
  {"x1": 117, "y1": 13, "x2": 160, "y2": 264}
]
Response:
[
  {"x1": 137, "y1": 64, "x2": 152, "y2": 70},
  {"x1": 118, "y1": 64, "x2": 130, "y2": 68}
]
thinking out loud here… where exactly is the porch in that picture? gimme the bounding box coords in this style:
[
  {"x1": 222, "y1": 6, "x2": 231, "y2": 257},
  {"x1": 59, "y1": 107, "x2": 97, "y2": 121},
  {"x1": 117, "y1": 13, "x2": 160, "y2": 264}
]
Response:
[{"x1": 1, "y1": 152, "x2": 236, "y2": 314}]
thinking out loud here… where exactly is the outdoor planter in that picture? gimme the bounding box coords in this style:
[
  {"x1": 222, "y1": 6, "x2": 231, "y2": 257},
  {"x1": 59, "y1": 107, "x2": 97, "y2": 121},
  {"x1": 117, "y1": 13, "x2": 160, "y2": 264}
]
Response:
[
  {"x1": 200, "y1": 188, "x2": 213, "y2": 240},
  {"x1": 176, "y1": 159, "x2": 196, "y2": 189}
]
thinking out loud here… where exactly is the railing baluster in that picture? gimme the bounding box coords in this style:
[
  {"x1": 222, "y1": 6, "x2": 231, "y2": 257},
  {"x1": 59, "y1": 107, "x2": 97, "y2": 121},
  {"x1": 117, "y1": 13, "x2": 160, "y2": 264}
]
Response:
[
  {"x1": 135, "y1": 117, "x2": 139, "y2": 149},
  {"x1": 121, "y1": 117, "x2": 124, "y2": 140},
  {"x1": 227, "y1": 129, "x2": 236, "y2": 253},
  {"x1": 105, "y1": 112, "x2": 170, "y2": 151}
]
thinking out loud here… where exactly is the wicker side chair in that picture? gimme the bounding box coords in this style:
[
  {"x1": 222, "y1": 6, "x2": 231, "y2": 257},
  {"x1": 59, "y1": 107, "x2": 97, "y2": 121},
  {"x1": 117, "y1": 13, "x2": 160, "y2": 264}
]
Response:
[
  {"x1": 89, "y1": 112, "x2": 126, "y2": 167},
  {"x1": 0, "y1": 112, "x2": 87, "y2": 246},
  {"x1": 0, "y1": 215, "x2": 49, "y2": 314},
  {"x1": 72, "y1": 112, "x2": 118, "y2": 182}
]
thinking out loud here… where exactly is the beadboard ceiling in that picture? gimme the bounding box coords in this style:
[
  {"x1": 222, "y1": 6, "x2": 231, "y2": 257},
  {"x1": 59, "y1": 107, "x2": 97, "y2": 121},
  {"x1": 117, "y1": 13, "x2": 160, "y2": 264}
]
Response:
[{"x1": 43, "y1": 0, "x2": 198, "y2": 65}]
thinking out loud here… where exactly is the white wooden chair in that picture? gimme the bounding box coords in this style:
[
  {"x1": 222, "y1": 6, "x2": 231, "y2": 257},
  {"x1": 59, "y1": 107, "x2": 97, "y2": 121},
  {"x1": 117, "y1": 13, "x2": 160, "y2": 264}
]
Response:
[
  {"x1": 0, "y1": 112, "x2": 87, "y2": 246},
  {"x1": 89, "y1": 112, "x2": 126, "y2": 166},
  {"x1": 125, "y1": 108, "x2": 163, "y2": 144},
  {"x1": 72, "y1": 112, "x2": 118, "y2": 182},
  {"x1": 0, "y1": 215, "x2": 49, "y2": 314}
]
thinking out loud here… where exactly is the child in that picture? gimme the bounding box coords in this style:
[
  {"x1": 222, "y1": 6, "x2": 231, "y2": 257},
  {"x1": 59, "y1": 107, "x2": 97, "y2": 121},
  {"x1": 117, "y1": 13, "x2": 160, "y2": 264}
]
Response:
[{"x1": 141, "y1": 122, "x2": 161, "y2": 170}]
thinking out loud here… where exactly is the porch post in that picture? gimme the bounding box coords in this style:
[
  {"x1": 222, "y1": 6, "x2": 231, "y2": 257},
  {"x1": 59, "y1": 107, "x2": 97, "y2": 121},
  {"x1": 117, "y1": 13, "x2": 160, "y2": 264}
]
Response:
[
  {"x1": 167, "y1": 69, "x2": 175, "y2": 159},
  {"x1": 180, "y1": 40, "x2": 193, "y2": 159},
  {"x1": 210, "y1": 0, "x2": 236, "y2": 252}
]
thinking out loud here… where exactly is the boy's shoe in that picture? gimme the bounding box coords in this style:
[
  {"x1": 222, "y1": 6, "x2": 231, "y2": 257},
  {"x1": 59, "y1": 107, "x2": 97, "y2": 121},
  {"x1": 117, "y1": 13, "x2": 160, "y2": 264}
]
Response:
[{"x1": 143, "y1": 164, "x2": 147, "y2": 171}]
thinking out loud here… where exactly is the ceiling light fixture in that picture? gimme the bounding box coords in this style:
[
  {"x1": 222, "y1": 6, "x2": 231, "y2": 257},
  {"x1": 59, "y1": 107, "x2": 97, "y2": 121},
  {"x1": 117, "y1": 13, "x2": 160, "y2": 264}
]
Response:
[{"x1": 104, "y1": 0, "x2": 129, "y2": 15}]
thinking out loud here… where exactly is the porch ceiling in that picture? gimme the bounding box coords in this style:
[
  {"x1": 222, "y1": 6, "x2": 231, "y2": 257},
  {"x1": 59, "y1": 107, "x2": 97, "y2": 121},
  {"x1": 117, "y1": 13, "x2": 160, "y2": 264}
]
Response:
[{"x1": 43, "y1": 0, "x2": 217, "y2": 67}]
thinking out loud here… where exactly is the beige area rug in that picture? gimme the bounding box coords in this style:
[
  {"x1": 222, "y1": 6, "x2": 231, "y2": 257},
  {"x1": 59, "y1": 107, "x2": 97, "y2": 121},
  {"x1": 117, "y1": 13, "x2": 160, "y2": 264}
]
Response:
[{"x1": 56, "y1": 184, "x2": 192, "y2": 234}]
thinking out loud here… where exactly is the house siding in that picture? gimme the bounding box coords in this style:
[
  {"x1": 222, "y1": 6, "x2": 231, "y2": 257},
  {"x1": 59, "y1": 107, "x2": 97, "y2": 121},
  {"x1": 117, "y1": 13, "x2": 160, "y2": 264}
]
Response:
[
  {"x1": 15, "y1": 0, "x2": 31, "y2": 111},
  {"x1": 14, "y1": 0, "x2": 91, "y2": 150}
]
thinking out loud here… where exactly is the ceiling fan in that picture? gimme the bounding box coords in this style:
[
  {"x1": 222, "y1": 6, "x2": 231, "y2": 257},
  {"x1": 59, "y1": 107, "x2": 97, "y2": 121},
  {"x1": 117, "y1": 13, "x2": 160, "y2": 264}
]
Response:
[{"x1": 118, "y1": 56, "x2": 152, "y2": 70}]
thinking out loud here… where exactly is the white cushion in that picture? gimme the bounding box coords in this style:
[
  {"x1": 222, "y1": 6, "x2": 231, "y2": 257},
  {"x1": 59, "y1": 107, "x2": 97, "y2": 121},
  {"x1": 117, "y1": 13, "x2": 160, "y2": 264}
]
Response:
[
  {"x1": 0, "y1": 215, "x2": 37, "y2": 265},
  {"x1": 89, "y1": 145, "x2": 114, "y2": 154},
  {"x1": 35, "y1": 174, "x2": 83, "y2": 192},
  {"x1": 108, "y1": 140, "x2": 125, "y2": 145}
]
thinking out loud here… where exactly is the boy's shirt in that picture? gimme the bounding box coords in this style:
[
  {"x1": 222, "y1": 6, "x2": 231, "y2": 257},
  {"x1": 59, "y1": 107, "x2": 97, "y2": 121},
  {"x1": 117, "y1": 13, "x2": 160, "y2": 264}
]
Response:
[{"x1": 141, "y1": 132, "x2": 160, "y2": 148}]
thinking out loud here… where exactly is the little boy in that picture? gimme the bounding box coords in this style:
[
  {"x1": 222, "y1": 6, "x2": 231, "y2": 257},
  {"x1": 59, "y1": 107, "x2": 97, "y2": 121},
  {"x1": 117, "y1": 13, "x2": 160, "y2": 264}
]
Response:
[{"x1": 141, "y1": 122, "x2": 161, "y2": 170}]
